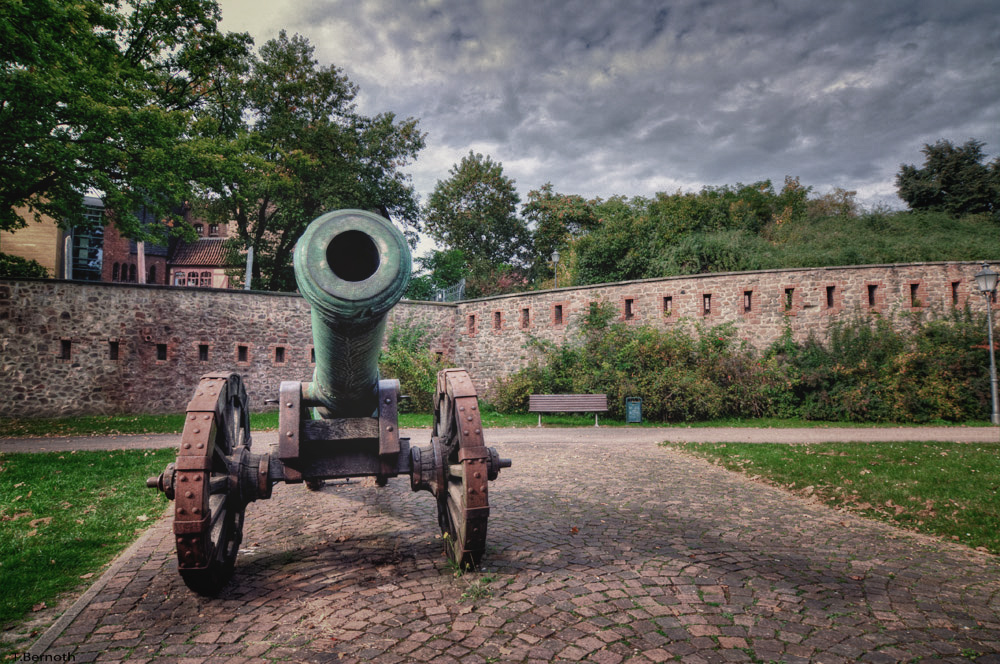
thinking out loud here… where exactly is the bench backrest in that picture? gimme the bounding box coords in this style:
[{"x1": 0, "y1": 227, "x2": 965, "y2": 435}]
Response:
[{"x1": 529, "y1": 394, "x2": 608, "y2": 412}]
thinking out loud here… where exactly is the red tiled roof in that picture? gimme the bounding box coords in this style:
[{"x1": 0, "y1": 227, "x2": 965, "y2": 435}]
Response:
[{"x1": 171, "y1": 239, "x2": 231, "y2": 267}]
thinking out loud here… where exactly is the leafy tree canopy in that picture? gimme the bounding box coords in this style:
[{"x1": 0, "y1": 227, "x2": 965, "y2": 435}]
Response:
[
  {"x1": 195, "y1": 31, "x2": 425, "y2": 291},
  {"x1": 424, "y1": 151, "x2": 530, "y2": 268},
  {"x1": 0, "y1": 0, "x2": 252, "y2": 240},
  {"x1": 896, "y1": 139, "x2": 999, "y2": 219},
  {"x1": 522, "y1": 183, "x2": 598, "y2": 281}
]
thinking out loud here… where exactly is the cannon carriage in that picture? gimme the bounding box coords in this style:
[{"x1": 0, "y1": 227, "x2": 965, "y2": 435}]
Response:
[{"x1": 147, "y1": 209, "x2": 510, "y2": 595}]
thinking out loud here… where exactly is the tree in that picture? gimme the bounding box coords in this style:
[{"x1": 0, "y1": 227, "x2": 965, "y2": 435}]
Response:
[
  {"x1": 424, "y1": 152, "x2": 530, "y2": 268},
  {"x1": 896, "y1": 139, "x2": 1000, "y2": 218},
  {"x1": 195, "y1": 31, "x2": 425, "y2": 291},
  {"x1": 404, "y1": 249, "x2": 467, "y2": 300},
  {"x1": 522, "y1": 183, "x2": 598, "y2": 283},
  {"x1": 0, "y1": 0, "x2": 252, "y2": 239}
]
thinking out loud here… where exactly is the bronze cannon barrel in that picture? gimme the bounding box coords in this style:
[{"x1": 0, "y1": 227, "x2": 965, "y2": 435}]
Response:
[{"x1": 293, "y1": 209, "x2": 411, "y2": 418}]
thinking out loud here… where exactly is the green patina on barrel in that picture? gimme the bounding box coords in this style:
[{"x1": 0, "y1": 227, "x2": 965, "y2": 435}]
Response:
[{"x1": 293, "y1": 209, "x2": 411, "y2": 417}]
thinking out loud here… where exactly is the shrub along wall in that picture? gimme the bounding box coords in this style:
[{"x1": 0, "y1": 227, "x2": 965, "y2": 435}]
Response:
[{"x1": 0, "y1": 261, "x2": 992, "y2": 418}]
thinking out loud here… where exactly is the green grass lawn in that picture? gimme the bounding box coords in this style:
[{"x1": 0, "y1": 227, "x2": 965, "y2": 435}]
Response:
[
  {"x1": 0, "y1": 449, "x2": 173, "y2": 657},
  {"x1": 2, "y1": 411, "x2": 991, "y2": 438},
  {"x1": 666, "y1": 440, "x2": 1000, "y2": 555}
]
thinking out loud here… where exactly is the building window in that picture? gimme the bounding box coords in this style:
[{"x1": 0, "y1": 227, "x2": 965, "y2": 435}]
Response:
[
  {"x1": 67, "y1": 206, "x2": 104, "y2": 281},
  {"x1": 867, "y1": 284, "x2": 878, "y2": 308},
  {"x1": 274, "y1": 346, "x2": 285, "y2": 364},
  {"x1": 209, "y1": 224, "x2": 219, "y2": 237},
  {"x1": 237, "y1": 345, "x2": 248, "y2": 363},
  {"x1": 173, "y1": 271, "x2": 186, "y2": 286},
  {"x1": 148, "y1": 265, "x2": 156, "y2": 284},
  {"x1": 493, "y1": 311, "x2": 502, "y2": 330},
  {"x1": 109, "y1": 340, "x2": 120, "y2": 361},
  {"x1": 910, "y1": 283, "x2": 922, "y2": 307},
  {"x1": 112, "y1": 263, "x2": 119, "y2": 281},
  {"x1": 663, "y1": 296, "x2": 673, "y2": 316},
  {"x1": 521, "y1": 308, "x2": 530, "y2": 329},
  {"x1": 467, "y1": 314, "x2": 476, "y2": 335},
  {"x1": 702, "y1": 294, "x2": 712, "y2": 316},
  {"x1": 743, "y1": 290, "x2": 753, "y2": 313},
  {"x1": 553, "y1": 304, "x2": 563, "y2": 325},
  {"x1": 309, "y1": 347, "x2": 316, "y2": 364},
  {"x1": 128, "y1": 263, "x2": 136, "y2": 282},
  {"x1": 194, "y1": 223, "x2": 204, "y2": 236},
  {"x1": 200, "y1": 271, "x2": 212, "y2": 287},
  {"x1": 784, "y1": 288, "x2": 795, "y2": 311},
  {"x1": 624, "y1": 298, "x2": 635, "y2": 320},
  {"x1": 826, "y1": 285, "x2": 836, "y2": 309},
  {"x1": 156, "y1": 343, "x2": 167, "y2": 361},
  {"x1": 952, "y1": 281, "x2": 961, "y2": 306},
  {"x1": 59, "y1": 339, "x2": 72, "y2": 360},
  {"x1": 198, "y1": 344, "x2": 209, "y2": 362}
]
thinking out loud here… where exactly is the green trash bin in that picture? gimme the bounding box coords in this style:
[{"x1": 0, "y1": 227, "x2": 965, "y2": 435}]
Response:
[{"x1": 625, "y1": 397, "x2": 642, "y2": 423}]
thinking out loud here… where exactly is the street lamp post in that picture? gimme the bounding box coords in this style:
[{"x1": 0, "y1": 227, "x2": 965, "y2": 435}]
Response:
[
  {"x1": 975, "y1": 262, "x2": 1000, "y2": 425},
  {"x1": 551, "y1": 249, "x2": 560, "y2": 289}
]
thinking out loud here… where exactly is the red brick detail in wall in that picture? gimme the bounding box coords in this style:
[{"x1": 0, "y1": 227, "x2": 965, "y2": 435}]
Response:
[
  {"x1": 235, "y1": 343, "x2": 251, "y2": 365},
  {"x1": 739, "y1": 287, "x2": 761, "y2": 323},
  {"x1": 552, "y1": 302, "x2": 568, "y2": 326},
  {"x1": 821, "y1": 283, "x2": 843, "y2": 316},
  {"x1": 781, "y1": 285, "x2": 801, "y2": 316},
  {"x1": 700, "y1": 292, "x2": 716, "y2": 318},
  {"x1": 621, "y1": 295, "x2": 639, "y2": 321},
  {"x1": 661, "y1": 294, "x2": 675, "y2": 322},
  {"x1": 271, "y1": 344, "x2": 288, "y2": 366},
  {"x1": 865, "y1": 282, "x2": 885, "y2": 311},
  {"x1": 908, "y1": 280, "x2": 926, "y2": 310}
]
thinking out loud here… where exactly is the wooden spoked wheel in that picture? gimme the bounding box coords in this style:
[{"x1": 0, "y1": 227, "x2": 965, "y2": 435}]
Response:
[
  {"x1": 173, "y1": 373, "x2": 252, "y2": 595},
  {"x1": 432, "y1": 369, "x2": 490, "y2": 568}
]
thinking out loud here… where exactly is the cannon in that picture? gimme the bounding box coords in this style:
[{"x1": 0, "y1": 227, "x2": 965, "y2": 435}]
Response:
[{"x1": 147, "y1": 209, "x2": 510, "y2": 595}]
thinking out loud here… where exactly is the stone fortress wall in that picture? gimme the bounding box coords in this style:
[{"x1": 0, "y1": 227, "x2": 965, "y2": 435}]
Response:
[{"x1": 0, "y1": 261, "x2": 987, "y2": 418}]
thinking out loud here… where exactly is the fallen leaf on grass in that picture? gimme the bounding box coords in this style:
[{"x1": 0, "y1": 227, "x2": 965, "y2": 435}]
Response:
[
  {"x1": 32, "y1": 602, "x2": 46, "y2": 612},
  {"x1": 80, "y1": 573, "x2": 94, "y2": 579}
]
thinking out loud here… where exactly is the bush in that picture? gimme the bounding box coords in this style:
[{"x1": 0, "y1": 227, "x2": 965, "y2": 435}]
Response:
[
  {"x1": 488, "y1": 306, "x2": 994, "y2": 424},
  {"x1": 0, "y1": 252, "x2": 48, "y2": 278},
  {"x1": 379, "y1": 322, "x2": 448, "y2": 412}
]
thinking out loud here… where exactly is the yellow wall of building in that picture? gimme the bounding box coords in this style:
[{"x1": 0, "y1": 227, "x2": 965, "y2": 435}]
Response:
[{"x1": 0, "y1": 208, "x2": 65, "y2": 277}]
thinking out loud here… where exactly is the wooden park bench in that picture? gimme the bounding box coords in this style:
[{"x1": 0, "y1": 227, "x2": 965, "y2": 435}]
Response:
[{"x1": 529, "y1": 394, "x2": 608, "y2": 427}]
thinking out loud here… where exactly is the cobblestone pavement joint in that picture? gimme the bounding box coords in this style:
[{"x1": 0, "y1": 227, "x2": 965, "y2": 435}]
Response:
[{"x1": 23, "y1": 429, "x2": 1000, "y2": 663}]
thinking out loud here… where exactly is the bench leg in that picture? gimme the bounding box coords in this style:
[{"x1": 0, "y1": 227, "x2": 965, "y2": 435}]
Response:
[
  {"x1": 538, "y1": 413, "x2": 542, "y2": 428},
  {"x1": 594, "y1": 413, "x2": 599, "y2": 427}
]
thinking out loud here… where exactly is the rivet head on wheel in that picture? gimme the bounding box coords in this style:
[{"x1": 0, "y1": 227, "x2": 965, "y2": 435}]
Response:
[
  {"x1": 185, "y1": 491, "x2": 194, "y2": 498},
  {"x1": 387, "y1": 425, "x2": 394, "y2": 432},
  {"x1": 178, "y1": 508, "x2": 186, "y2": 514},
  {"x1": 193, "y1": 508, "x2": 200, "y2": 514},
  {"x1": 193, "y1": 428, "x2": 200, "y2": 434},
  {"x1": 286, "y1": 431, "x2": 294, "y2": 438},
  {"x1": 197, "y1": 443, "x2": 204, "y2": 449},
  {"x1": 203, "y1": 415, "x2": 210, "y2": 420},
  {"x1": 183, "y1": 443, "x2": 190, "y2": 449},
  {"x1": 474, "y1": 472, "x2": 481, "y2": 479},
  {"x1": 287, "y1": 402, "x2": 293, "y2": 408}
]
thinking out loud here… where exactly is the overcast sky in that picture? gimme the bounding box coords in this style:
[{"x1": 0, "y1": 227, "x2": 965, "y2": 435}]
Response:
[{"x1": 218, "y1": 0, "x2": 999, "y2": 221}]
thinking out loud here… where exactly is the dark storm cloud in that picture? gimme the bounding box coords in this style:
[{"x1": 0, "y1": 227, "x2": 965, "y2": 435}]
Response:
[{"x1": 222, "y1": 0, "x2": 1000, "y2": 206}]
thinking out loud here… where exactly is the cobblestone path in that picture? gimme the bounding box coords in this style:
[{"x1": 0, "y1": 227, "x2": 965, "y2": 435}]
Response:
[{"x1": 31, "y1": 434, "x2": 1000, "y2": 663}]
